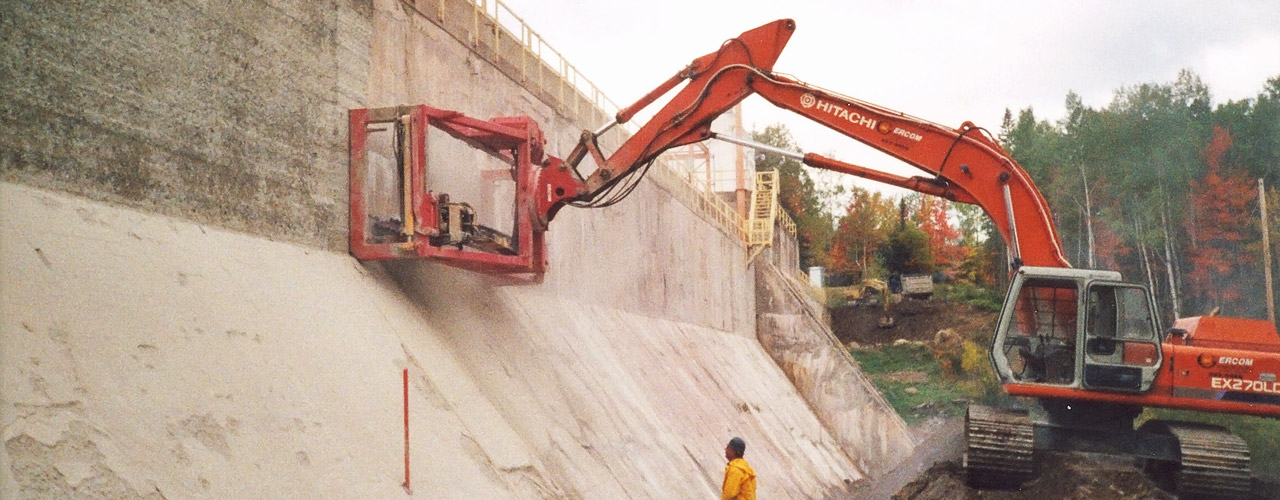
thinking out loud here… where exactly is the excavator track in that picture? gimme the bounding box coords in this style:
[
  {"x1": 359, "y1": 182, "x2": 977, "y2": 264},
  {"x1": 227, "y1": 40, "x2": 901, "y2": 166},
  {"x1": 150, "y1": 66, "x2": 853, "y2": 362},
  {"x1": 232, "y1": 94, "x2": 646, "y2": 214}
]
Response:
[
  {"x1": 1163, "y1": 423, "x2": 1252, "y2": 499},
  {"x1": 963, "y1": 404, "x2": 1035, "y2": 488}
]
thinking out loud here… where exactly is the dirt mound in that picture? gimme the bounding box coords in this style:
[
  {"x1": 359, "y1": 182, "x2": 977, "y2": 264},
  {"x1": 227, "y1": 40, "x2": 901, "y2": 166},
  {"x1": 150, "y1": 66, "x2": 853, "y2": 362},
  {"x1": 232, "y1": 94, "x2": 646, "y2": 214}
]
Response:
[
  {"x1": 893, "y1": 453, "x2": 1280, "y2": 499},
  {"x1": 893, "y1": 453, "x2": 1174, "y2": 500},
  {"x1": 832, "y1": 300, "x2": 995, "y2": 346}
]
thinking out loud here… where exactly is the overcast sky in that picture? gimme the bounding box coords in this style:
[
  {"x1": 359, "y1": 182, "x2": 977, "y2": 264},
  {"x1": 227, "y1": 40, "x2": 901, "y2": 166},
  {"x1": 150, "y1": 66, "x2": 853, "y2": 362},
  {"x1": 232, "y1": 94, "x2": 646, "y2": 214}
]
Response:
[{"x1": 499, "y1": 0, "x2": 1280, "y2": 197}]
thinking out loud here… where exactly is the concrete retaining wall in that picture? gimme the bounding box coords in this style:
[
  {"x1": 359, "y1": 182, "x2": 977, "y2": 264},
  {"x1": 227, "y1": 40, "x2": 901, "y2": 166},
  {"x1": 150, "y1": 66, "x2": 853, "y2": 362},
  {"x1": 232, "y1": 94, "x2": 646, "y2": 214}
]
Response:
[
  {"x1": 0, "y1": 0, "x2": 369, "y2": 250},
  {"x1": 1, "y1": 182, "x2": 865, "y2": 498}
]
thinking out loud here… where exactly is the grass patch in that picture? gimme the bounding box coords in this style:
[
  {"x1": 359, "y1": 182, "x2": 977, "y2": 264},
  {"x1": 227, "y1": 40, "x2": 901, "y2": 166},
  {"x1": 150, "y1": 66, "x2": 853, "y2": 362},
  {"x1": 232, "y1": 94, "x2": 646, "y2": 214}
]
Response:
[
  {"x1": 851, "y1": 342, "x2": 936, "y2": 374},
  {"x1": 851, "y1": 342, "x2": 1005, "y2": 425}
]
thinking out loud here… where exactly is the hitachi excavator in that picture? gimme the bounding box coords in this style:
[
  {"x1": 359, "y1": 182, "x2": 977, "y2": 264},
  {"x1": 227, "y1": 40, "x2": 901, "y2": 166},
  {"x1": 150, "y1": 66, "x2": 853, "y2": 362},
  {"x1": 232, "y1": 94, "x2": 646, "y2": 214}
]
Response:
[{"x1": 349, "y1": 19, "x2": 1279, "y2": 497}]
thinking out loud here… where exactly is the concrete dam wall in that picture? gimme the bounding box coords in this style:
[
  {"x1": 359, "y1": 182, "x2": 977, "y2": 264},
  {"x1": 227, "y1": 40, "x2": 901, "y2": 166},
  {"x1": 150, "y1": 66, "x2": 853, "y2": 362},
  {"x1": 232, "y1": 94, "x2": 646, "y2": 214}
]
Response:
[{"x1": 1, "y1": 0, "x2": 913, "y2": 498}]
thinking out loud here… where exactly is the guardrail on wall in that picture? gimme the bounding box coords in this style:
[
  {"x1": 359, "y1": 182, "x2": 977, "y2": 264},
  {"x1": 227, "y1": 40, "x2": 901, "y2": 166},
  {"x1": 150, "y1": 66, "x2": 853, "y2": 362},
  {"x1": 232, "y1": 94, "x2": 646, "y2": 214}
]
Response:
[
  {"x1": 401, "y1": 0, "x2": 793, "y2": 250},
  {"x1": 399, "y1": 0, "x2": 619, "y2": 130}
]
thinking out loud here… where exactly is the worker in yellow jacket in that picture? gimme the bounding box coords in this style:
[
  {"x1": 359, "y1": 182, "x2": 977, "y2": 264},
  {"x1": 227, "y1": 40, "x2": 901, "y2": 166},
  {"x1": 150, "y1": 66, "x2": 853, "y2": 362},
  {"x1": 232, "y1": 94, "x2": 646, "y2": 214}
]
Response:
[{"x1": 721, "y1": 437, "x2": 756, "y2": 500}]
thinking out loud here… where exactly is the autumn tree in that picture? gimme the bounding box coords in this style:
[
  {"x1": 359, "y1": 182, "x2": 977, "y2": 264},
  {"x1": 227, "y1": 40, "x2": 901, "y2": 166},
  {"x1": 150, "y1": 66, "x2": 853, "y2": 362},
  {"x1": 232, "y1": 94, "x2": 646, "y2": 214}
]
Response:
[
  {"x1": 1214, "y1": 76, "x2": 1280, "y2": 190},
  {"x1": 827, "y1": 186, "x2": 896, "y2": 279},
  {"x1": 1184, "y1": 125, "x2": 1260, "y2": 315},
  {"x1": 882, "y1": 198, "x2": 935, "y2": 275},
  {"x1": 952, "y1": 202, "x2": 1003, "y2": 286},
  {"x1": 752, "y1": 124, "x2": 834, "y2": 270},
  {"x1": 911, "y1": 194, "x2": 964, "y2": 269}
]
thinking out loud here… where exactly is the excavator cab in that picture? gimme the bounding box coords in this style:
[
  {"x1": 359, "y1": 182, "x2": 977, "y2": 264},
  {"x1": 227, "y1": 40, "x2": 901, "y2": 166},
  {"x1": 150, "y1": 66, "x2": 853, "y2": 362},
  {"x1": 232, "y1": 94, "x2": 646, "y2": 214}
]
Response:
[{"x1": 992, "y1": 266, "x2": 1163, "y2": 393}]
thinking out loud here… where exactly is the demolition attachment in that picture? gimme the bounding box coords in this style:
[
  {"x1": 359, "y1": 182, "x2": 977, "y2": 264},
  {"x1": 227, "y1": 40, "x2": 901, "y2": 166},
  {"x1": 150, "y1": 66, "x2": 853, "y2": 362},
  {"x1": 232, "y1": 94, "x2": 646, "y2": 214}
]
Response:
[{"x1": 348, "y1": 105, "x2": 578, "y2": 274}]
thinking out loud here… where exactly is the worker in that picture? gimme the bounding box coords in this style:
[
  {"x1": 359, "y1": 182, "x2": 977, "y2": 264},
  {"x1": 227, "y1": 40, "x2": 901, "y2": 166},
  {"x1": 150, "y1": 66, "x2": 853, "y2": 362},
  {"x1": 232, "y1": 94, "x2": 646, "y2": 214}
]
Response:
[{"x1": 721, "y1": 437, "x2": 756, "y2": 500}]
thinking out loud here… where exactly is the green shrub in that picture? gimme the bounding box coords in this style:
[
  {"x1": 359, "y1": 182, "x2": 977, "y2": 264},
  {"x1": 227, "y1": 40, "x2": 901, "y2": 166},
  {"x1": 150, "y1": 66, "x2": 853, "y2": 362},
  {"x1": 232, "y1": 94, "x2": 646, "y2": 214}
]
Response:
[{"x1": 935, "y1": 282, "x2": 1003, "y2": 312}]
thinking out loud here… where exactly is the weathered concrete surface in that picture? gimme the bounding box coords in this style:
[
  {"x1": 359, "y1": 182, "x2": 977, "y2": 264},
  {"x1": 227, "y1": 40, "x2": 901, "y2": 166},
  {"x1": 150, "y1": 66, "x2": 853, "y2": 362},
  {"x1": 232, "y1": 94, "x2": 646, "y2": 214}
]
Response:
[
  {"x1": 757, "y1": 259, "x2": 917, "y2": 479},
  {"x1": 1, "y1": 0, "x2": 916, "y2": 497},
  {"x1": 4, "y1": 182, "x2": 861, "y2": 498},
  {"x1": 0, "y1": 0, "x2": 370, "y2": 251}
]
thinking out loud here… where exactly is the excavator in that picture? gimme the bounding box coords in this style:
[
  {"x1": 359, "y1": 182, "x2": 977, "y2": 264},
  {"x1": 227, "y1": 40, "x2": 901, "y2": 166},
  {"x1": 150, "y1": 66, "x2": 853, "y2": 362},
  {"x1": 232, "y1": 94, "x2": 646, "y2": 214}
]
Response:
[{"x1": 348, "y1": 19, "x2": 1279, "y2": 497}]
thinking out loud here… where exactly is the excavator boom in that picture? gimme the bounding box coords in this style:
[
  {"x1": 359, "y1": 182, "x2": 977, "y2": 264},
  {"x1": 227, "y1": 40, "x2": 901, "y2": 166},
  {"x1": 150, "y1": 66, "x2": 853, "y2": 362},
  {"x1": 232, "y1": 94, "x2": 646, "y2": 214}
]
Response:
[{"x1": 551, "y1": 20, "x2": 1069, "y2": 269}]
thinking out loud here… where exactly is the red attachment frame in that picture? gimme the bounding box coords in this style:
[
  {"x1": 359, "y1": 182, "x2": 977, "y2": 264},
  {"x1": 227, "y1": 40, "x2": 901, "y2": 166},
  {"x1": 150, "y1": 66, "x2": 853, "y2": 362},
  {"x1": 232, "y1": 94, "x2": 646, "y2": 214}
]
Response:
[{"x1": 348, "y1": 105, "x2": 561, "y2": 274}]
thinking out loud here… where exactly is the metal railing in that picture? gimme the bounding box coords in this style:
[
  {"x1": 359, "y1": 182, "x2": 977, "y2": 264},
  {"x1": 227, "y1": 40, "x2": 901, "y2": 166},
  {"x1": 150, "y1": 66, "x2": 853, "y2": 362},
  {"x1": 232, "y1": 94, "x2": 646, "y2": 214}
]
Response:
[
  {"x1": 650, "y1": 160, "x2": 746, "y2": 241},
  {"x1": 468, "y1": 0, "x2": 622, "y2": 118},
  {"x1": 403, "y1": 0, "x2": 796, "y2": 247},
  {"x1": 778, "y1": 204, "x2": 797, "y2": 236},
  {"x1": 746, "y1": 170, "x2": 779, "y2": 247}
]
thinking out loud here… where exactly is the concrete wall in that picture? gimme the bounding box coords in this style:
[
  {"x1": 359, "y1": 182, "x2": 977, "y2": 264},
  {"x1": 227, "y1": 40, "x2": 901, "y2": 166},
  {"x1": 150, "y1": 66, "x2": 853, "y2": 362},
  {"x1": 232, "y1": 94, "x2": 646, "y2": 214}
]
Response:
[
  {"x1": 0, "y1": 0, "x2": 369, "y2": 251},
  {"x1": 2, "y1": 182, "x2": 865, "y2": 499},
  {"x1": 1, "y1": 0, "x2": 914, "y2": 498}
]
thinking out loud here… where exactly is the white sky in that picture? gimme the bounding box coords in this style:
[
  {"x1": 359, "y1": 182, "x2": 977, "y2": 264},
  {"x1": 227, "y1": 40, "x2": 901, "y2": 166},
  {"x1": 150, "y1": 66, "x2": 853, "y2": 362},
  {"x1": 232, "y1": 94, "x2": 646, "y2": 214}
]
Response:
[{"x1": 499, "y1": 0, "x2": 1280, "y2": 202}]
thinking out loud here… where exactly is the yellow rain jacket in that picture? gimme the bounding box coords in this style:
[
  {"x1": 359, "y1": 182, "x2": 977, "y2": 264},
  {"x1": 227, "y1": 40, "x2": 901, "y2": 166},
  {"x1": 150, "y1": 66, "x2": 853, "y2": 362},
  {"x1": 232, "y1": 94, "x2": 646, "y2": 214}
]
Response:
[{"x1": 721, "y1": 457, "x2": 756, "y2": 500}]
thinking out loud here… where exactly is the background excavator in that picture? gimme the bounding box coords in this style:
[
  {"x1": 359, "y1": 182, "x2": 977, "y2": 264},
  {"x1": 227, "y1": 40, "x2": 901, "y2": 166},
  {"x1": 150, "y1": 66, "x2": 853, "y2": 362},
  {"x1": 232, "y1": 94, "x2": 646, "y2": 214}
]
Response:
[{"x1": 349, "y1": 19, "x2": 1279, "y2": 497}]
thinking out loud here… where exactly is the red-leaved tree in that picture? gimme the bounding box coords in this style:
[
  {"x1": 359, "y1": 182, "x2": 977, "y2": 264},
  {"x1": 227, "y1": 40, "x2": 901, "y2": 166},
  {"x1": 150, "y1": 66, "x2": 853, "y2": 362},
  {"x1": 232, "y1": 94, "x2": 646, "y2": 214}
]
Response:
[
  {"x1": 828, "y1": 187, "x2": 896, "y2": 278},
  {"x1": 913, "y1": 196, "x2": 964, "y2": 269},
  {"x1": 1185, "y1": 125, "x2": 1258, "y2": 308}
]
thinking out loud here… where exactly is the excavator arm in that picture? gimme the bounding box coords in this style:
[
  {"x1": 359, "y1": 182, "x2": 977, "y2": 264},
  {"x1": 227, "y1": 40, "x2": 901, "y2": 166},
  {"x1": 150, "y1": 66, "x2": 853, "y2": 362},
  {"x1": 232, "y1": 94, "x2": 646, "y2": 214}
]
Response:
[
  {"x1": 352, "y1": 18, "x2": 1068, "y2": 272},
  {"x1": 545, "y1": 18, "x2": 1069, "y2": 269}
]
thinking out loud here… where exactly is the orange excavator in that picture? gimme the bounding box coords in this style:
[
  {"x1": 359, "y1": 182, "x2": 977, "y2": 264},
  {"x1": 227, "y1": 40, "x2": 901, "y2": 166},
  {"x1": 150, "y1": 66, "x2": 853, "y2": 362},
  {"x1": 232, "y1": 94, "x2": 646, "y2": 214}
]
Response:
[{"x1": 349, "y1": 19, "x2": 1278, "y2": 497}]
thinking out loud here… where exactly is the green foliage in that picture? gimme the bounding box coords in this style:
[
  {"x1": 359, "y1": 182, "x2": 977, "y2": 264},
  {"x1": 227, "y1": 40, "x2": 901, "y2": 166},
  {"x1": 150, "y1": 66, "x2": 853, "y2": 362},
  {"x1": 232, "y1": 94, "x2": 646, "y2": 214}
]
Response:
[
  {"x1": 851, "y1": 343, "x2": 966, "y2": 425},
  {"x1": 1002, "y1": 71, "x2": 1280, "y2": 320},
  {"x1": 828, "y1": 186, "x2": 896, "y2": 278},
  {"x1": 823, "y1": 287, "x2": 850, "y2": 309},
  {"x1": 883, "y1": 221, "x2": 935, "y2": 274},
  {"x1": 934, "y1": 283, "x2": 1003, "y2": 312},
  {"x1": 753, "y1": 124, "x2": 834, "y2": 270},
  {"x1": 852, "y1": 342, "x2": 936, "y2": 373}
]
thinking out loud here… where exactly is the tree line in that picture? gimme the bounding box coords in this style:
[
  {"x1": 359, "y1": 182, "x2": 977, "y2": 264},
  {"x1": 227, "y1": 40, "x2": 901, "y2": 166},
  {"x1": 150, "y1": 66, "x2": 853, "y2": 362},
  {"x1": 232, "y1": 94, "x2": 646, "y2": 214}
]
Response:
[{"x1": 762, "y1": 71, "x2": 1280, "y2": 321}]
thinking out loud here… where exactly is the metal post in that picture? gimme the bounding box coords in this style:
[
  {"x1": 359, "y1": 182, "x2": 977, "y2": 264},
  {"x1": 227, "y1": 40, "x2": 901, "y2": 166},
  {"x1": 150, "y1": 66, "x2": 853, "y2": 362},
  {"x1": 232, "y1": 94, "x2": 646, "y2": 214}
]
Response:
[
  {"x1": 1001, "y1": 180, "x2": 1022, "y2": 269},
  {"x1": 709, "y1": 132, "x2": 804, "y2": 161},
  {"x1": 400, "y1": 115, "x2": 414, "y2": 238},
  {"x1": 403, "y1": 368, "x2": 411, "y2": 494},
  {"x1": 733, "y1": 104, "x2": 749, "y2": 220},
  {"x1": 1261, "y1": 178, "x2": 1275, "y2": 326}
]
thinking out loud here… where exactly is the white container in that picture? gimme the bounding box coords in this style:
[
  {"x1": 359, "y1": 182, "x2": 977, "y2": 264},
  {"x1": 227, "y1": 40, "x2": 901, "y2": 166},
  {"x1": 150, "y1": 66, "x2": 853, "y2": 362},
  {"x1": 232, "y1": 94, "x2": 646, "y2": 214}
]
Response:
[{"x1": 808, "y1": 266, "x2": 824, "y2": 287}]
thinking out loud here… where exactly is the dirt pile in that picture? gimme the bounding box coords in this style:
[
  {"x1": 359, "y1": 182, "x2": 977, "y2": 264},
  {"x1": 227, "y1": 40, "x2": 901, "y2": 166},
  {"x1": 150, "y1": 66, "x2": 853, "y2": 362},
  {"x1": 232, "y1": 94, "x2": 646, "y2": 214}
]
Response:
[
  {"x1": 832, "y1": 300, "x2": 995, "y2": 346},
  {"x1": 893, "y1": 453, "x2": 1173, "y2": 500},
  {"x1": 894, "y1": 453, "x2": 1280, "y2": 499}
]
